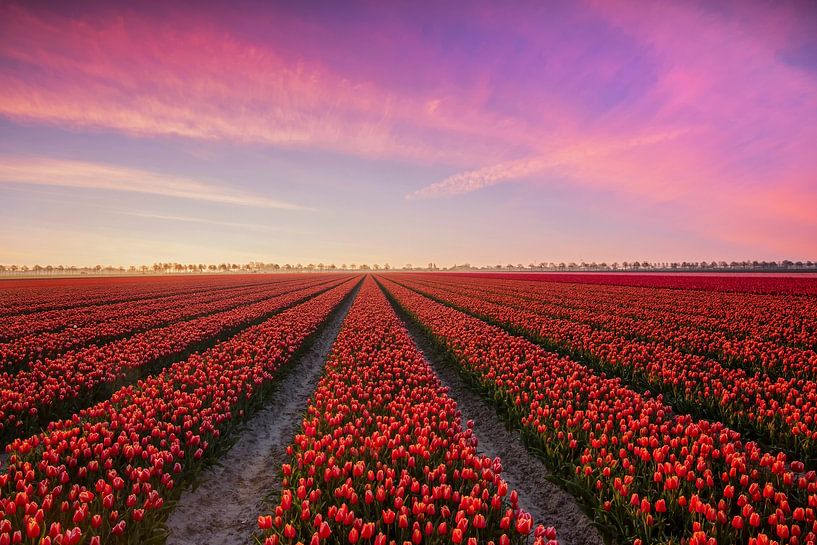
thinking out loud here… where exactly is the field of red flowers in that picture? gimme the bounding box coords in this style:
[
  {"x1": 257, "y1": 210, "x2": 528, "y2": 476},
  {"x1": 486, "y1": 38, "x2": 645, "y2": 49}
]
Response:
[{"x1": 1, "y1": 271, "x2": 816, "y2": 545}]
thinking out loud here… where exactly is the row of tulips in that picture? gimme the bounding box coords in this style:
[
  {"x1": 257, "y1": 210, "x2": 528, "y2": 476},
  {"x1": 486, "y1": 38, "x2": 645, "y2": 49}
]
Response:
[
  {"x1": 392, "y1": 277, "x2": 817, "y2": 464},
  {"x1": 0, "y1": 276, "x2": 350, "y2": 444},
  {"x1": 0, "y1": 275, "x2": 308, "y2": 342},
  {"x1": 379, "y1": 276, "x2": 817, "y2": 545},
  {"x1": 0, "y1": 276, "x2": 333, "y2": 370},
  {"x1": 449, "y1": 272, "x2": 817, "y2": 297},
  {"x1": 0, "y1": 277, "x2": 359, "y2": 545},
  {"x1": 412, "y1": 275, "x2": 817, "y2": 354},
  {"x1": 453, "y1": 274, "x2": 817, "y2": 351},
  {"x1": 406, "y1": 277, "x2": 817, "y2": 380},
  {"x1": 0, "y1": 273, "x2": 287, "y2": 318},
  {"x1": 258, "y1": 277, "x2": 555, "y2": 545}
]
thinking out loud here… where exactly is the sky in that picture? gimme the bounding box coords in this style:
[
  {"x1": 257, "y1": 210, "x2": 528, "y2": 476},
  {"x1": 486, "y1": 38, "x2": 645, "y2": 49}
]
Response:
[{"x1": 1, "y1": 0, "x2": 816, "y2": 267}]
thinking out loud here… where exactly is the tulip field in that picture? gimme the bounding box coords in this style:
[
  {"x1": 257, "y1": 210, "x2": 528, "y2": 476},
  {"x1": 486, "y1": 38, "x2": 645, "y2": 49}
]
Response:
[{"x1": 1, "y1": 273, "x2": 816, "y2": 545}]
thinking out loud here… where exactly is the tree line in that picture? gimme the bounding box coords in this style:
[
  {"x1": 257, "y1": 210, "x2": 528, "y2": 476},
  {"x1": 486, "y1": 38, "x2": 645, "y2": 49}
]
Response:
[
  {"x1": 0, "y1": 262, "x2": 419, "y2": 275},
  {"x1": 448, "y1": 260, "x2": 817, "y2": 272},
  {"x1": 1, "y1": 260, "x2": 815, "y2": 276}
]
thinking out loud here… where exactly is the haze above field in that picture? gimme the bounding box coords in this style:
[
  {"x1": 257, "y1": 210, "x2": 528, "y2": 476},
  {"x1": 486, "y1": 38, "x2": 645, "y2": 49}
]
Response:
[{"x1": 1, "y1": 0, "x2": 816, "y2": 267}]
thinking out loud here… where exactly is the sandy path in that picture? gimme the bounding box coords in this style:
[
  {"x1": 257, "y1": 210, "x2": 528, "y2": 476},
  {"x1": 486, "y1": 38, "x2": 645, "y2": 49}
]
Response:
[
  {"x1": 381, "y1": 283, "x2": 605, "y2": 545},
  {"x1": 165, "y1": 282, "x2": 360, "y2": 545}
]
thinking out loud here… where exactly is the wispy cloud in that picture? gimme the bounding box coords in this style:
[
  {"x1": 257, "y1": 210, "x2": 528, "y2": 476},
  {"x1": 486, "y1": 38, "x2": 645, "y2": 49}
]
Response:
[
  {"x1": 408, "y1": 129, "x2": 691, "y2": 199},
  {"x1": 121, "y1": 211, "x2": 305, "y2": 232},
  {"x1": 0, "y1": 157, "x2": 307, "y2": 210}
]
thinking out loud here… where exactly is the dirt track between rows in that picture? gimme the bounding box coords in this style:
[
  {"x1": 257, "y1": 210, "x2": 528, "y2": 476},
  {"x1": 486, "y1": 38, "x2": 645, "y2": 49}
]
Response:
[{"x1": 165, "y1": 282, "x2": 360, "y2": 545}]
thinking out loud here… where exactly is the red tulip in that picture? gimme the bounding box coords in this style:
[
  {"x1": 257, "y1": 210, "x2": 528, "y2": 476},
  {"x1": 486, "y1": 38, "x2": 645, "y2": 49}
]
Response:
[
  {"x1": 382, "y1": 509, "x2": 395, "y2": 524},
  {"x1": 25, "y1": 519, "x2": 39, "y2": 540},
  {"x1": 515, "y1": 515, "x2": 532, "y2": 534},
  {"x1": 319, "y1": 522, "x2": 331, "y2": 539}
]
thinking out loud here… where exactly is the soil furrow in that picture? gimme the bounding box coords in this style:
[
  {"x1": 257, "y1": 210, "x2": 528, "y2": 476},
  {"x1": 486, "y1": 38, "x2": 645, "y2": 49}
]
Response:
[{"x1": 164, "y1": 281, "x2": 361, "y2": 545}]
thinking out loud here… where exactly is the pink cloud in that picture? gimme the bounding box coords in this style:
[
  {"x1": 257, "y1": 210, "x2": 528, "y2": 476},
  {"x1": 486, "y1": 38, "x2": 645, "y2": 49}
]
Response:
[{"x1": 0, "y1": 4, "x2": 528, "y2": 166}]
